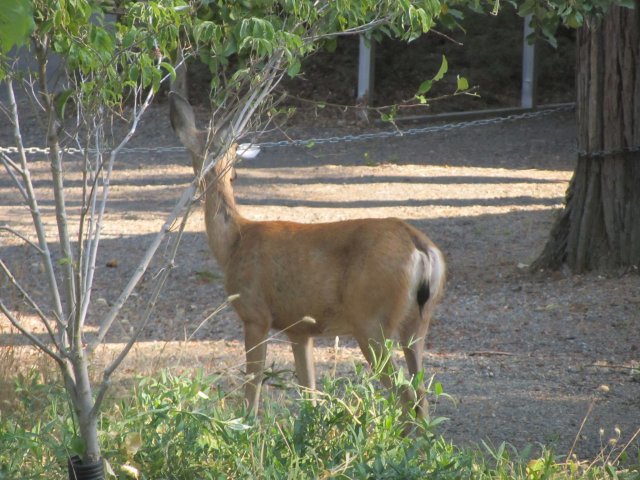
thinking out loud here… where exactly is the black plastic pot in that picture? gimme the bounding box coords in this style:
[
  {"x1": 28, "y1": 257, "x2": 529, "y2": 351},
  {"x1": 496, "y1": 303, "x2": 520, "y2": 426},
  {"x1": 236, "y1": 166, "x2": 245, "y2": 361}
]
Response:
[{"x1": 67, "y1": 455, "x2": 104, "y2": 480}]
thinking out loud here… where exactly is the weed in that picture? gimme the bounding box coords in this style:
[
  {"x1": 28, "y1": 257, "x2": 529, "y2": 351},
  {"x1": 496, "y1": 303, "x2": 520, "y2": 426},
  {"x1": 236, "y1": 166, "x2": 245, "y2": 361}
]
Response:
[
  {"x1": 363, "y1": 152, "x2": 379, "y2": 167},
  {"x1": 194, "y1": 269, "x2": 223, "y2": 284}
]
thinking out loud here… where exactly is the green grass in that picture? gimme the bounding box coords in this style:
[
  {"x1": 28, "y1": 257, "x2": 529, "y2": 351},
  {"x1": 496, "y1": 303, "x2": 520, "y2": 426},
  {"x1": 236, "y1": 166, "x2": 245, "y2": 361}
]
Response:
[{"x1": 1, "y1": 366, "x2": 638, "y2": 479}]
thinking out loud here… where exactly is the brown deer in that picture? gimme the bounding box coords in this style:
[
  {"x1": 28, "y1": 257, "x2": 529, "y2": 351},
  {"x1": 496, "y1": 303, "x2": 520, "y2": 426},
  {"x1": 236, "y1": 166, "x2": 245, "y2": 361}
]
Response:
[{"x1": 169, "y1": 92, "x2": 446, "y2": 419}]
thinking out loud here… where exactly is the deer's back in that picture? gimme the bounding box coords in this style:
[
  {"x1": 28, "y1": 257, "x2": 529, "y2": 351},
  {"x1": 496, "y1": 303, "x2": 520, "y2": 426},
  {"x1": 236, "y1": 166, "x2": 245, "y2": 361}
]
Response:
[{"x1": 225, "y1": 217, "x2": 436, "y2": 336}]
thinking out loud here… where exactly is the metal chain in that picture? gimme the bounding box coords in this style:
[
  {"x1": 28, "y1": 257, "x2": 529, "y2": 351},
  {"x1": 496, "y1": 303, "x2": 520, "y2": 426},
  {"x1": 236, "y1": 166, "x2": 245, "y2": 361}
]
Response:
[
  {"x1": 0, "y1": 145, "x2": 187, "y2": 155},
  {"x1": 0, "y1": 105, "x2": 571, "y2": 156},
  {"x1": 577, "y1": 144, "x2": 640, "y2": 158},
  {"x1": 256, "y1": 105, "x2": 575, "y2": 149},
  {"x1": 1, "y1": 104, "x2": 637, "y2": 157}
]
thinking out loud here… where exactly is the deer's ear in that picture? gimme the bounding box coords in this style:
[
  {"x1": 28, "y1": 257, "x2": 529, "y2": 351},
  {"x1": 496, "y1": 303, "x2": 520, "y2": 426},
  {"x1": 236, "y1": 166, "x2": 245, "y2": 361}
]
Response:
[{"x1": 169, "y1": 92, "x2": 206, "y2": 156}]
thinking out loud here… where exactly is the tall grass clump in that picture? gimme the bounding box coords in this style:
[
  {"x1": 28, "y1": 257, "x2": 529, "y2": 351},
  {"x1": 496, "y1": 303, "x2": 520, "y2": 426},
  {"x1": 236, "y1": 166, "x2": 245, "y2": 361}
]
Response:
[
  {"x1": 1, "y1": 362, "x2": 638, "y2": 479},
  {"x1": 0, "y1": 369, "x2": 73, "y2": 479}
]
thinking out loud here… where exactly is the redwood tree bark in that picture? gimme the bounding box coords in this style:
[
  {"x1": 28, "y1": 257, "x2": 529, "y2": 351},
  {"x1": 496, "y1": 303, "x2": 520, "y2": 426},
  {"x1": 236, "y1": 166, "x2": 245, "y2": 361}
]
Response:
[{"x1": 533, "y1": 3, "x2": 640, "y2": 272}]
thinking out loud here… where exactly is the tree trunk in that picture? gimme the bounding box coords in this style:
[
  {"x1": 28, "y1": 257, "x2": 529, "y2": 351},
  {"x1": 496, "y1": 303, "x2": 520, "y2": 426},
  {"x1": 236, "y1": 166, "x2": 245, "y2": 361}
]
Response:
[{"x1": 532, "y1": 3, "x2": 640, "y2": 272}]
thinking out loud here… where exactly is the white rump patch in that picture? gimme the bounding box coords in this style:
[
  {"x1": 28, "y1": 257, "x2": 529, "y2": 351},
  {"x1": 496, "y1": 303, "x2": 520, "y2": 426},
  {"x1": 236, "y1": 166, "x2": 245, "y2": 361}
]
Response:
[
  {"x1": 237, "y1": 143, "x2": 261, "y2": 159},
  {"x1": 408, "y1": 249, "x2": 429, "y2": 301}
]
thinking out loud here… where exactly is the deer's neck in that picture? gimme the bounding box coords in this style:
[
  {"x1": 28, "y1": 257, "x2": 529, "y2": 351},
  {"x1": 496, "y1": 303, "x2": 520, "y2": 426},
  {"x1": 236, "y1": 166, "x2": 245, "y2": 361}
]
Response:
[{"x1": 202, "y1": 174, "x2": 247, "y2": 271}]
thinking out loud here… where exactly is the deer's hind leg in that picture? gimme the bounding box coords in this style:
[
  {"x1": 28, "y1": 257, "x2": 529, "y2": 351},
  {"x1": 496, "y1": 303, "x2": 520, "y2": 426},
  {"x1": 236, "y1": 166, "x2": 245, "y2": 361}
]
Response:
[
  {"x1": 400, "y1": 302, "x2": 434, "y2": 419},
  {"x1": 354, "y1": 324, "x2": 419, "y2": 421}
]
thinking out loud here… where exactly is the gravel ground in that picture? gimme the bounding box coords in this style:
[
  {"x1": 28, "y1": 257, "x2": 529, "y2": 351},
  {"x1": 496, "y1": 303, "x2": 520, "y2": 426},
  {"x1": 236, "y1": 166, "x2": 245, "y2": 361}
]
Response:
[{"x1": 1, "y1": 102, "x2": 639, "y2": 461}]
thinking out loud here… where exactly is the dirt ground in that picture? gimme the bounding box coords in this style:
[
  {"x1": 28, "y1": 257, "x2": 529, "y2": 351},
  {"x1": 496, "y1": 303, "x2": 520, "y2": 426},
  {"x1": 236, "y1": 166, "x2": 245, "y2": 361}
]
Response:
[{"x1": 2, "y1": 97, "x2": 639, "y2": 463}]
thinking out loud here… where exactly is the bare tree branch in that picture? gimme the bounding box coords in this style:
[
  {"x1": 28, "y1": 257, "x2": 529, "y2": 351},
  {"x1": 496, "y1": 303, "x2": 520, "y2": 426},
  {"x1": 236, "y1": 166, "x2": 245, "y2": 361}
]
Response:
[
  {"x1": 0, "y1": 154, "x2": 29, "y2": 201},
  {"x1": 305, "y1": 16, "x2": 391, "y2": 42},
  {"x1": 93, "y1": 201, "x2": 194, "y2": 415},
  {"x1": 186, "y1": 297, "x2": 234, "y2": 342},
  {"x1": 87, "y1": 180, "x2": 199, "y2": 353},
  {"x1": 0, "y1": 259, "x2": 62, "y2": 352},
  {"x1": 4, "y1": 80, "x2": 65, "y2": 330},
  {"x1": 34, "y1": 43, "x2": 77, "y2": 329},
  {"x1": 0, "y1": 226, "x2": 44, "y2": 254},
  {"x1": 231, "y1": 51, "x2": 287, "y2": 137},
  {"x1": 79, "y1": 62, "x2": 165, "y2": 335},
  {"x1": 79, "y1": 126, "x2": 105, "y2": 320},
  {"x1": 0, "y1": 302, "x2": 65, "y2": 364}
]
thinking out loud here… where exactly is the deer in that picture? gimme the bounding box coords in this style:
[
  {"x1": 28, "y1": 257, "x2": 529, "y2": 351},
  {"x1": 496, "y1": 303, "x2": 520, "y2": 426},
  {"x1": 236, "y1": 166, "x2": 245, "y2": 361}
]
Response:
[{"x1": 169, "y1": 92, "x2": 446, "y2": 420}]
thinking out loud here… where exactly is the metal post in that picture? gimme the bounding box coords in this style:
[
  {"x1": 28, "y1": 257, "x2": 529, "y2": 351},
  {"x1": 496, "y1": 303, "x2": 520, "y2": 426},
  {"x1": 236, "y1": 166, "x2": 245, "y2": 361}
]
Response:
[
  {"x1": 521, "y1": 14, "x2": 537, "y2": 109},
  {"x1": 357, "y1": 35, "x2": 375, "y2": 121}
]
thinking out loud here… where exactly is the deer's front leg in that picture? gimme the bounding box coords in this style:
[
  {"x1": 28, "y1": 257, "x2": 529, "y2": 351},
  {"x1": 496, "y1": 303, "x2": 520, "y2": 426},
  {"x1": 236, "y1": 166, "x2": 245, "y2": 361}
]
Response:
[
  {"x1": 289, "y1": 335, "x2": 316, "y2": 395},
  {"x1": 243, "y1": 321, "x2": 269, "y2": 415}
]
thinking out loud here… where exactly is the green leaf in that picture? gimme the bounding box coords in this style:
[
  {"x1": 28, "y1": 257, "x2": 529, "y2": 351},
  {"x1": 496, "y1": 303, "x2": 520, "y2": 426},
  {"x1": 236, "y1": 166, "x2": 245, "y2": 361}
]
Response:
[
  {"x1": 160, "y1": 62, "x2": 176, "y2": 82},
  {"x1": 541, "y1": 26, "x2": 558, "y2": 48},
  {"x1": 380, "y1": 112, "x2": 394, "y2": 122},
  {"x1": 427, "y1": 416, "x2": 449, "y2": 429},
  {"x1": 58, "y1": 257, "x2": 73, "y2": 266},
  {"x1": 433, "y1": 55, "x2": 448, "y2": 81},
  {"x1": 417, "y1": 79, "x2": 432, "y2": 94},
  {"x1": 446, "y1": 8, "x2": 465, "y2": 20},
  {"x1": 324, "y1": 37, "x2": 337, "y2": 53},
  {"x1": 54, "y1": 90, "x2": 74, "y2": 120},
  {"x1": 69, "y1": 435, "x2": 85, "y2": 455},
  {"x1": 518, "y1": 0, "x2": 536, "y2": 16},
  {"x1": 565, "y1": 11, "x2": 583, "y2": 28},
  {"x1": 456, "y1": 75, "x2": 469, "y2": 91},
  {"x1": 434, "y1": 382, "x2": 444, "y2": 396},
  {"x1": 0, "y1": 0, "x2": 35, "y2": 53},
  {"x1": 225, "y1": 418, "x2": 252, "y2": 431},
  {"x1": 122, "y1": 29, "x2": 136, "y2": 49},
  {"x1": 605, "y1": 463, "x2": 620, "y2": 479},
  {"x1": 129, "y1": 65, "x2": 140, "y2": 82},
  {"x1": 287, "y1": 60, "x2": 301, "y2": 78},
  {"x1": 223, "y1": 38, "x2": 237, "y2": 57},
  {"x1": 151, "y1": 68, "x2": 162, "y2": 93}
]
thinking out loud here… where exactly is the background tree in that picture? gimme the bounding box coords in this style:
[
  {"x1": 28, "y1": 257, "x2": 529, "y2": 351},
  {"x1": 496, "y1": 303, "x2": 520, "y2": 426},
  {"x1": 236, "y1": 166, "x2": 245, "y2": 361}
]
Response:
[
  {"x1": 435, "y1": 0, "x2": 636, "y2": 272},
  {"x1": 531, "y1": 2, "x2": 640, "y2": 272}
]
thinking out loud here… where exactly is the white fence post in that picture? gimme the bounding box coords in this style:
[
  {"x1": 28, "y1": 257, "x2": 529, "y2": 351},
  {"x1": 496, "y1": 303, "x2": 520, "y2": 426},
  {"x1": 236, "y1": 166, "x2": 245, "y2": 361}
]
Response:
[
  {"x1": 521, "y1": 14, "x2": 537, "y2": 109},
  {"x1": 357, "y1": 35, "x2": 375, "y2": 121}
]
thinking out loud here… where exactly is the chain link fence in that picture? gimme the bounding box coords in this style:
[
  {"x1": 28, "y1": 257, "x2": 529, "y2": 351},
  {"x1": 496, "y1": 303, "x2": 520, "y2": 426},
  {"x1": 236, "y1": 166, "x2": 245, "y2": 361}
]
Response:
[{"x1": 0, "y1": 104, "x2": 637, "y2": 158}]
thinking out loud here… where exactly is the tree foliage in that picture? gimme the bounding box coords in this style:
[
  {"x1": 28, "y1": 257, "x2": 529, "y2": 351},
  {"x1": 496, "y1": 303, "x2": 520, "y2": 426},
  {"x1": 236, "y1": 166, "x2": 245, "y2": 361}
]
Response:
[
  {"x1": 519, "y1": 0, "x2": 635, "y2": 42},
  {"x1": 437, "y1": 0, "x2": 633, "y2": 47},
  {"x1": 170, "y1": 0, "x2": 444, "y2": 120}
]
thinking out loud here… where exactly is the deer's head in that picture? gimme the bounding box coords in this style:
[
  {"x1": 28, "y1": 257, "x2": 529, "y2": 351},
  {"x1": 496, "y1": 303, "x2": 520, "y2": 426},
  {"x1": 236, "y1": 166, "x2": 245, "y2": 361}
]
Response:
[{"x1": 169, "y1": 92, "x2": 238, "y2": 186}]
